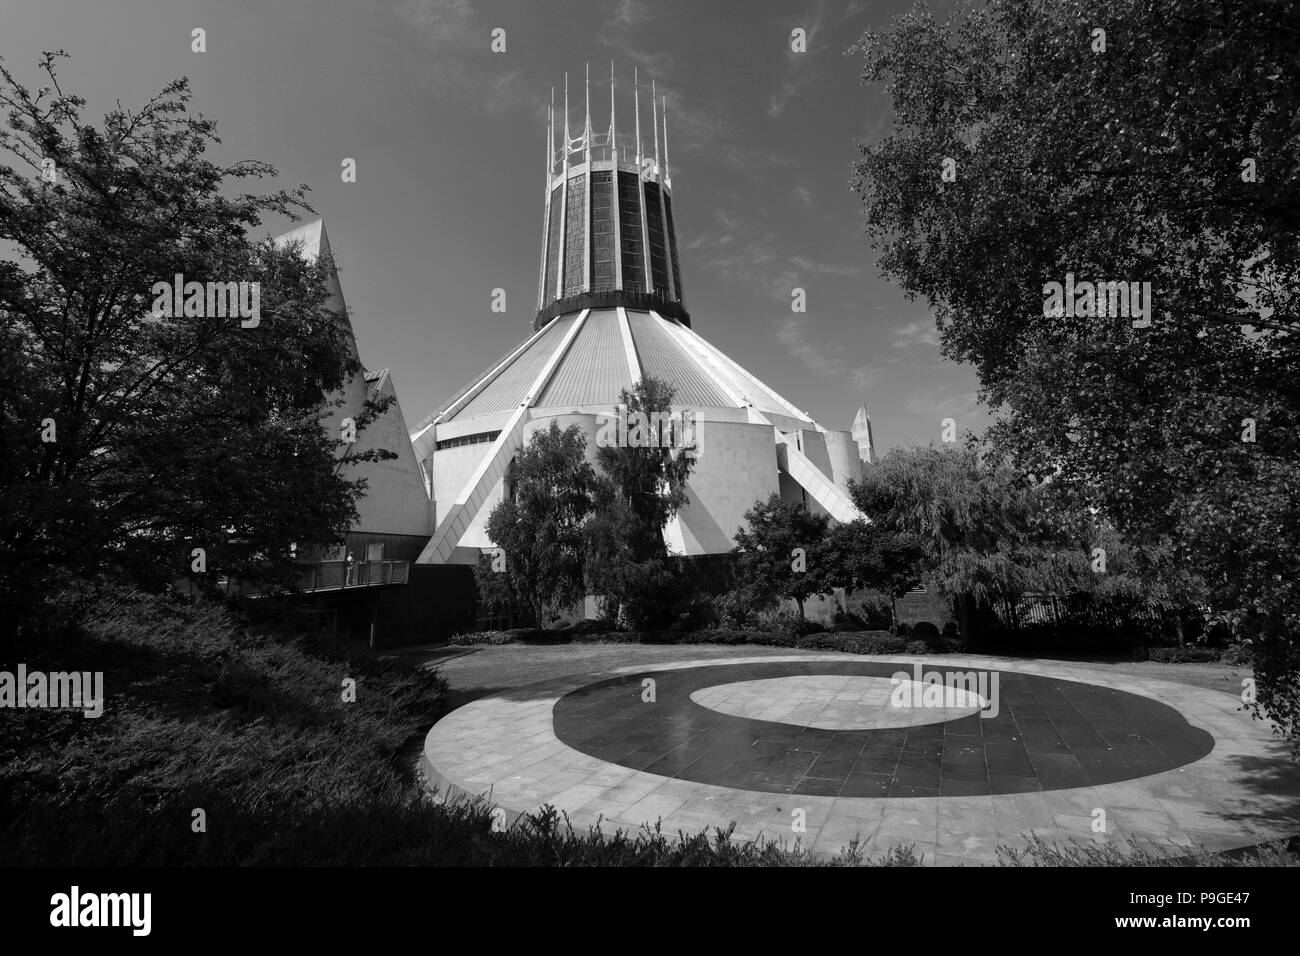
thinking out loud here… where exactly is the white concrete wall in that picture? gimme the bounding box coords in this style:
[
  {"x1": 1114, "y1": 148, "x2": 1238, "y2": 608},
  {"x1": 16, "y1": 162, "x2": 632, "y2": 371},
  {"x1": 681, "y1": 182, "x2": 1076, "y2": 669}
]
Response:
[
  {"x1": 676, "y1": 420, "x2": 780, "y2": 551},
  {"x1": 430, "y1": 442, "x2": 493, "y2": 526},
  {"x1": 800, "y1": 430, "x2": 833, "y2": 479},
  {"x1": 524, "y1": 413, "x2": 605, "y2": 470},
  {"x1": 823, "y1": 429, "x2": 864, "y2": 491},
  {"x1": 322, "y1": 372, "x2": 433, "y2": 538}
]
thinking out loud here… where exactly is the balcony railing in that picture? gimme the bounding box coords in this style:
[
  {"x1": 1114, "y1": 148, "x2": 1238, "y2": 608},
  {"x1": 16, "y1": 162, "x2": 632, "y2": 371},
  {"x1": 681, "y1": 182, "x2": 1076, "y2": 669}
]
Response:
[
  {"x1": 298, "y1": 559, "x2": 410, "y2": 593},
  {"x1": 213, "y1": 559, "x2": 410, "y2": 597}
]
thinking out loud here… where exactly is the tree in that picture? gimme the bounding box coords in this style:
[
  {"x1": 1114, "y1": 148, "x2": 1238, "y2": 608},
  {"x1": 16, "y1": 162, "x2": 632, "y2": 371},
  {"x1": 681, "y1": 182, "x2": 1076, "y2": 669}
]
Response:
[
  {"x1": 821, "y1": 519, "x2": 928, "y2": 628},
  {"x1": 848, "y1": 445, "x2": 1178, "y2": 620},
  {"x1": 477, "y1": 421, "x2": 596, "y2": 626},
  {"x1": 0, "y1": 52, "x2": 383, "y2": 631},
  {"x1": 593, "y1": 377, "x2": 695, "y2": 562},
  {"x1": 587, "y1": 377, "x2": 696, "y2": 627},
  {"x1": 733, "y1": 494, "x2": 834, "y2": 623},
  {"x1": 850, "y1": 1, "x2": 1300, "y2": 742}
]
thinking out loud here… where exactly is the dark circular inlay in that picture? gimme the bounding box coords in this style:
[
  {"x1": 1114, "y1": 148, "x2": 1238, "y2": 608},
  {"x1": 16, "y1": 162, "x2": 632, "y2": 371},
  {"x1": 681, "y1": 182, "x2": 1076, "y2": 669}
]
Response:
[{"x1": 551, "y1": 661, "x2": 1215, "y2": 798}]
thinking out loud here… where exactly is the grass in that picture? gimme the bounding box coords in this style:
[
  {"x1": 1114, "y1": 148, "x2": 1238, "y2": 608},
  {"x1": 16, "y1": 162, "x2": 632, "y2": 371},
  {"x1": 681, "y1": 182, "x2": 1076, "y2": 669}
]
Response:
[
  {"x1": 2, "y1": 589, "x2": 1288, "y2": 866},
  {"x1": 0, "y1": 587, "x2": 892, "y2": 865}
]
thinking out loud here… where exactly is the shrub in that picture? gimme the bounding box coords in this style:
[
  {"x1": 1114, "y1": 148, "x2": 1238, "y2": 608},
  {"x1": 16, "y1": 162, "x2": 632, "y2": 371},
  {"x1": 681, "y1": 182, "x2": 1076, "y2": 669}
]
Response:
[
  {"x1": 715, "y1": 588, "x2": 760, "y2": 630},
  {"x1": 755, "y1": 604, "x2": 802, "y2": 636},
  {"x1": 912, "y1": 622, "x2": 940, "y2": 638},
  {"x1": 669, "y1": 591, "x2": 721, "y2": 633},
  {"x1": 1219, "y1": 643, "x2": 1252, "y2": 667},
  {"x1": 1147, "y1": 646, "x2": 1222, "y2": 663},
  {"x1": 0, "y1": 583, "x2": 451, "y2": 865},
  {"x1": 449, "y1": 629, "x2": 519, "y2": 646},
  {"x1": 905, "y1": 640, "x2": 931, "y2": 655}
]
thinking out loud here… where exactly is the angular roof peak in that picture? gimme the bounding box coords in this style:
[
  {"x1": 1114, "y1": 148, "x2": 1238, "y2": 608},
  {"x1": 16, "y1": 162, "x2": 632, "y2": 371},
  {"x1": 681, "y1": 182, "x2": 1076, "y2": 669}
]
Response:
[{"x1": 273, "y1": 217, "x2": 332, "y2": 261}]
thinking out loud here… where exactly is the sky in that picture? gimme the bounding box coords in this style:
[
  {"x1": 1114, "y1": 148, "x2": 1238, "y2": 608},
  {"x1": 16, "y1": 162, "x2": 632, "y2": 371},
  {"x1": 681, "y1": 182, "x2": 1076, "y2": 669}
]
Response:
[{"x1": 0, "y1": 0, "x2": 987, "y2": 452}]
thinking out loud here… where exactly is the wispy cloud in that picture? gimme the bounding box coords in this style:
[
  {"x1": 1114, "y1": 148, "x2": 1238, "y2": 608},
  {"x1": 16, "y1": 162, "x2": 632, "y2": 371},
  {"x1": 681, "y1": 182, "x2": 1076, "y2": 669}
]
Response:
[
  {"x1": 686, "y1": 211, "x2": 859, "y2": 301},
  {"x1": 391, "y1": 0, "x2": 537, "y2": 117},
  {"x1": 768, "y1": 71, "x2": 819, "y2": 119},
  {"x1": 776, "y1": 314, "x2": 879, "y2": 389},
  {"x1": 597, "y1": 0, "x2": 677, "y2": 76},
  {"x1": 903, "y1": 388, "x2": 982, "y2": 422},
  {"x1": 892, "y1": 319, "x2": 941, "y2": 349},
  {"x1": 768, "y1": 0, "x2": 825, "y2": 118}
]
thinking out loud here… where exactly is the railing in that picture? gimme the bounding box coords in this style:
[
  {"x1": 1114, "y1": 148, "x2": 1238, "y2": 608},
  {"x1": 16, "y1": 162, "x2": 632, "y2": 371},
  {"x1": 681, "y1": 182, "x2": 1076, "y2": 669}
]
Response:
[
  {"x1": 995, "y1": 592, "x2": 1177, "y2": 633},
  {"x1": 212, "y1": 560, "x2": 410, "y2": 597},
  {"x1": 299, "y1": 560, "x2": 410, "y2": 593}
]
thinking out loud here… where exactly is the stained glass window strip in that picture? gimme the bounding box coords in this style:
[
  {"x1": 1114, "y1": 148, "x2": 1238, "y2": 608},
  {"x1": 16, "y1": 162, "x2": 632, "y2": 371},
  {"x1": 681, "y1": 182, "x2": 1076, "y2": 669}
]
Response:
[
  {"x1": 544, "y1": 186, "x2": 563, "y2": 302},
  {"x1": 643, "y1": 181, "x2": 669, "y2": 294},
  {"x1": 563, "y1": 173, "x2": 587, "y2": 297},
  {"x1": 617, "y1": 171, "x2": 646, "y2": 293},
  {"x1": 590, "y1": 171, "x2": 616, "y2": 292},
  {"x1": 664, "y1": 193, "x2": 683, "y2": 302}
]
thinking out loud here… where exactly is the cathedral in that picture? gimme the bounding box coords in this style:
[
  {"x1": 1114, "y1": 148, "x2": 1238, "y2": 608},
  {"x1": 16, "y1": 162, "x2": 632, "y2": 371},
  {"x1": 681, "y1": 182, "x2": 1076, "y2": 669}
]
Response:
[
  {"x1": 275, "y1": 68, "x2": 875, "y2": 619},
  {"x1": 408, "y1": 67, "x2": 868, "y2": 566}
]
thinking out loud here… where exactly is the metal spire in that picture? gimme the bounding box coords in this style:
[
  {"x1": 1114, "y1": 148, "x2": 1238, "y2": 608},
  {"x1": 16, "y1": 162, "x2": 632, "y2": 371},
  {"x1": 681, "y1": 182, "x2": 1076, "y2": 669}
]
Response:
[
  {"x1": 662, "y1": 94, "x2": 670, "y2": 185},
  {"x1": 652, "y1": 79, "x2": 660, "y2": 181},
  {"x1": 563, "y1": 72, "x2": 570, "y2": 165},
  {"x1": 608, "y1": 61, "x2": 616, "y2": 162},
  {"x1": 633, "y1": 67, "x2": 642, "y2": 165},
  {"x1": 545, "y1": 92, "x2": 554, "y2": 185},
  {"x1": 584, "y1": 62, "x2": 591, "y2": 160}
]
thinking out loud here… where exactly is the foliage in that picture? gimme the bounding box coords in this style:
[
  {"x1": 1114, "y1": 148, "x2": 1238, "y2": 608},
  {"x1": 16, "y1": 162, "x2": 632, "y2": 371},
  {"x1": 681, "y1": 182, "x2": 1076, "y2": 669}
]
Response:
[
  {"x1": 822, "y1": 518, "x2": 928, "y2": 602},
  {"x1": 476, "y1": 421, "x2": 596, "y2": 625},
  {"x1": 848, "y1": 445, "x2": 1195, "y2": 625},
  {"x1": 0, "y1": 53, "x2": 385, "y2": 629},
  {"x1": 587, "y1": 377, "x2": 697, "y2": 626},
  {"x1": 593, "y1": 377, "x2": 695, "y2": 563},
  {"x1": 0, "y1": 585, "x2": 892, "y2": 866},
  {"x1": 732, "y1": 494, "x2": 835, "y2": 621},
  {"x1": 849, "y1": 0, "x2": 1300, "y2": 743},
  {"x1": 995, "y1": 834, "x2": 1299, "y2": 868},
  {"x1": 449, "y1": 625, "x2": 913, "y2": 655}
]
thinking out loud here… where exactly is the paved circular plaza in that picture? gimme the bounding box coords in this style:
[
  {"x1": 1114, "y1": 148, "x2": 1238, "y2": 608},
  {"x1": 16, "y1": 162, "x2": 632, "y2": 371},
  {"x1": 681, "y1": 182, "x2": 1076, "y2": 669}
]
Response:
[{"x1": 422, "y1": 654, "x2": 1300, "y2": 864}]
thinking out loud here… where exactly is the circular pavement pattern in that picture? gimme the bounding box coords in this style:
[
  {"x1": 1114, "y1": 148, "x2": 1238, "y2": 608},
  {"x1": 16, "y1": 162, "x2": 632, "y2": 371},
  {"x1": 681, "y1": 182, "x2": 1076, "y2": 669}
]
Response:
[
  {"x1": 690, "y1": 674, "x2": 988, "y2": 730},
  {"x1": 551, "y1": 660, "x2": 1215, "y2": 797},
  {"x1": 423, "y1": 655, "x2": 1300, "y2": 864}
]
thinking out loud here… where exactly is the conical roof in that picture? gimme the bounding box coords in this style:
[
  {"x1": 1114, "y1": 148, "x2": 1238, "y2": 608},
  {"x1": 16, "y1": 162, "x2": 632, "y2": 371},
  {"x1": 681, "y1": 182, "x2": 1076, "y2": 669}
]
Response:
[{"x1": 411, "y1": 307, "x2": 813, "y2": 450}]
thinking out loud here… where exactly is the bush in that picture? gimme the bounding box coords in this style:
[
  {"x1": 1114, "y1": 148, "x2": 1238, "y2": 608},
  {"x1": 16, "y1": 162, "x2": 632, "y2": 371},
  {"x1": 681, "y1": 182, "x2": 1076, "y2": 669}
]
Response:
[
  {"x1": 912, "y1": 621, "x2": 940, "y2": 638},
  {"x1": 905, "y1": 640, "x2": 931, "y2": 655},
  {"x1": 0, "y1": 583, "x2": 451, "y2": 865},
  {"x1": 447, "y1": 626, "x2": 910, "y2": 656},
  {"x1": 894, "y1": 622, "x2": 911, "y2": 637},
  {"x1": 450, "y1": 629, "x2": 520, "y2": 645},
  {"x1": 1147, "y1": 645, "x2": 1222, "y2": 663},
  {"x1": 755, "y1": 604, "x2": 802, "y2": 636},
  {"x1": 1219, "y1": 643, "x2": 1251, "y2": 667},
  {"x1": 715, "y1": 588, "x2": 760, "y2": 630},
  {"x1": 669, "y1": 591, "x2": 720, "y2": 633}
]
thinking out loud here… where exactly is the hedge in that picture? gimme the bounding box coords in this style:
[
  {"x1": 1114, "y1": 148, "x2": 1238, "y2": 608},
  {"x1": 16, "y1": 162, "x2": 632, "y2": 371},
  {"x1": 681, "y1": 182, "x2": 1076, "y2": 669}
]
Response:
[{"x1": 449, "y1": 627, "x2": 966, "y2": 656}]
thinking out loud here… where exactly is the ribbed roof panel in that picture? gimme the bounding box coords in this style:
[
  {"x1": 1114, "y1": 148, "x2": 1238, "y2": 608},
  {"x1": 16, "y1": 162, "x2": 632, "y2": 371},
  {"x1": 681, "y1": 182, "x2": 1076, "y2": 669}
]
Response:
[
  {"x1": 627, "y1": 311, "x2": 732, "y2": 408},
  {"x1": 446, "y1": 315, "x2": 575, "y2": 421},
  {"x1": 535, "y1": 310, "x2": 632, "y2": 408}
]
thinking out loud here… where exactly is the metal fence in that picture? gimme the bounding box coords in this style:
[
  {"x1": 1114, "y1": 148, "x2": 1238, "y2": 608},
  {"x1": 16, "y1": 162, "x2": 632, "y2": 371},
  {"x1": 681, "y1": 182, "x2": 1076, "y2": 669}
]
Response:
[
  {"x1": 994, "y1": 592, "x2": 1176, "y2": 635},
  {"x1": 299, "y1": 560, "x2": 410, "y2": 592},
  {"x1": 216, "y1": 560, "x2": 410, "y2": 596}
]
